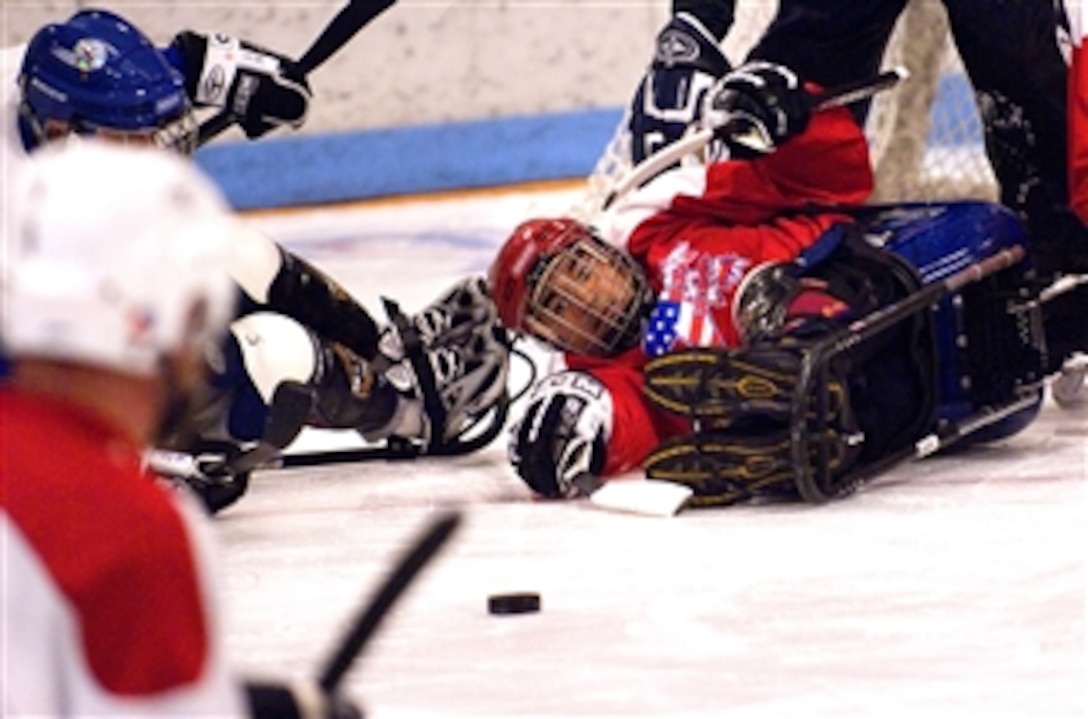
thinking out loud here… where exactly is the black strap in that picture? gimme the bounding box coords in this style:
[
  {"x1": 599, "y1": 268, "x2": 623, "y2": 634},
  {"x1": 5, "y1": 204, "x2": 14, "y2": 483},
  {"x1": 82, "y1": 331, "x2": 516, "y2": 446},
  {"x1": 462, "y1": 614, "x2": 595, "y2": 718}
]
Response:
[{"x1": 382, "y1": 297, "x2": 447, "y2": 454}]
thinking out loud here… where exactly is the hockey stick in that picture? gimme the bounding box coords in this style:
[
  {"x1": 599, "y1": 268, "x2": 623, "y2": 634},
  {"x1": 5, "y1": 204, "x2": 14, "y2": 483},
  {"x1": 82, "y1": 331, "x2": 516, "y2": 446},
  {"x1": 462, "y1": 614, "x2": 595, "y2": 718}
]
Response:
[
  {"x1": 279, "y1": 440, "x2": 421, "y2": 468},
  {"x1": 600, "y1": 66, "x2": 910, "y2": 211},
  {"x1": 146, "y1": 381, "x2": 313, "y2": 480},
  {"x1": 276, "y1": 398, "x2": 509, "y2": 470},
  {"x1": 317, "y1": 509, "x2": 462, "y2": 691},
  {"x1": 197, "y1": 0, "x2": 396, "y2": 146}
]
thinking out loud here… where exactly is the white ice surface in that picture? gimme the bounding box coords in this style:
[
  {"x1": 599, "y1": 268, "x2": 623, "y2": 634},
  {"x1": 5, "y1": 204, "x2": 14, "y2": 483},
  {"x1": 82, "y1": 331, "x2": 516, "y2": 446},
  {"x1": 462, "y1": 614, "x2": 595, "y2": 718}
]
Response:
[{"x1": 215, "y1": 186, "x2": 1086, "y2": 718}]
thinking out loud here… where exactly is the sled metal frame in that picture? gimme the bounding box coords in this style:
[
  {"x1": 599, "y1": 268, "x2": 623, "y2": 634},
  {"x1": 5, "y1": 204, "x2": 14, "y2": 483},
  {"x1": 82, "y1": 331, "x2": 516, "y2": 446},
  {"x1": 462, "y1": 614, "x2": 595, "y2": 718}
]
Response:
[{"x1": 789, "y1": 244, "x2": 1051, "y2": 502}]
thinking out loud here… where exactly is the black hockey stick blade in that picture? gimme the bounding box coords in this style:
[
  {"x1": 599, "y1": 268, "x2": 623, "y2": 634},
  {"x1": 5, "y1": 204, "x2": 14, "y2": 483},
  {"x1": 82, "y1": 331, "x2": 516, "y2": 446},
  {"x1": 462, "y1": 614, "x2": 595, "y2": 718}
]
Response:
[
  {"x1": 317, "y1": 510, "x2": 463, "y2": 692},
  {"x1": 196, "y1": 112, "x2": 236, "y2": 147},
  {"x1": 197, "y1": 0, "x2": 396, "y2": 146}
]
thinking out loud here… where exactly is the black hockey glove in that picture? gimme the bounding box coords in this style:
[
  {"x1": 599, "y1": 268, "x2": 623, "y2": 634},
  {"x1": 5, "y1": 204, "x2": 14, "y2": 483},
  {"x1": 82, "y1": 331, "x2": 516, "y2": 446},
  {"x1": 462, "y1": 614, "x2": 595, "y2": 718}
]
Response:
[
  {"x1": 732, "y1": 262, "x2": 853, "y2": 343},
  {"x1": 628, "y1": 12, "x2": 731, "y2": 163},
  {"x1": 172, "y1": 31, "x2": 311, "y2": 139},
  {"x1": 702, "y1": 61, "x2": 810, "y2": 160},
  {"x1": 509, "y1": 371, "x2": 611, "y2": 498}
]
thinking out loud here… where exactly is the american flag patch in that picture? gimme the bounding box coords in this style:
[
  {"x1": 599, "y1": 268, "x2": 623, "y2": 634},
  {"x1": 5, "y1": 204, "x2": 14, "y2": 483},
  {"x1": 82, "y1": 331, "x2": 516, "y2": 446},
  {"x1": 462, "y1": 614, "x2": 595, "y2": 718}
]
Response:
[
  {"x1": 643, "y1": 300, "x2": 681, "y2": 357},
  {"x1": 642, "y1": 296, "x2": 726, "y2": 356}
]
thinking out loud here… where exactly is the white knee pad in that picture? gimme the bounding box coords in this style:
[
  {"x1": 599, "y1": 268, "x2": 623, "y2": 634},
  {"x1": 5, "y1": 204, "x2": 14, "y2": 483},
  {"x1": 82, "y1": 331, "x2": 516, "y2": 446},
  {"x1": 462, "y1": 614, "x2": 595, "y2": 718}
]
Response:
[{"x1": 229, "y1": 312, "x2": 317, "y2": 403}]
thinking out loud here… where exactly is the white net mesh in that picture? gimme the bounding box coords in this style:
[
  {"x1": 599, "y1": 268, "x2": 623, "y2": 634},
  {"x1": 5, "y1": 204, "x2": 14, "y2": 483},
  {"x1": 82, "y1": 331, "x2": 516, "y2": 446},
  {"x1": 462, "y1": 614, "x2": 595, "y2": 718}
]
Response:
[{"x1": 865, "y1": 0, "x2": 997, "y2": 202}]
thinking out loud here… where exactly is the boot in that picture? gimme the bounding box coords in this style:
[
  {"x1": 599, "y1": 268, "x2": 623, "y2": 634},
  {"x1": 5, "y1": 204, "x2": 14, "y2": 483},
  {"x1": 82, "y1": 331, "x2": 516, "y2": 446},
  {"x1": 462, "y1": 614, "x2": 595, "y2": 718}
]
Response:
[{"x1": 309, "y1": 338, "x2": 425, "y2": 442}]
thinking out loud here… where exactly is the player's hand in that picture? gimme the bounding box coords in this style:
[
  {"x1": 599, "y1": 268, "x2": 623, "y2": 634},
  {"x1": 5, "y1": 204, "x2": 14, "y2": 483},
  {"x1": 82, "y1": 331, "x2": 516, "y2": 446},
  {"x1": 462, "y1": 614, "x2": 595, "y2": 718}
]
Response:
[
  {"x1": 509, "y1": 371, "x2": 612, "y2": 498},
  {"x1": 172, "y1": 31, "x2": 311, "y2": 139},
  {"x1": 627, "y1": 13, "x2": 731, "y2": 163},
  {"x1": 702, "y1": 61, "x2": 811, "y2": 160}
]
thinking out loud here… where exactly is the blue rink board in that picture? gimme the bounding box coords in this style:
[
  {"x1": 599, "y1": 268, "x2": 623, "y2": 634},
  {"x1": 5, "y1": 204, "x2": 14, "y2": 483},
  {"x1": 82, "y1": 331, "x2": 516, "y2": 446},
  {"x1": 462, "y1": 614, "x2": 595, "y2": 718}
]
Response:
[
  {"x1": 195, "y1": 75, "x2": 980, "y2": 211},
  {"x1": 194, "y1": 108, "x2": 622, "y2": 211}
]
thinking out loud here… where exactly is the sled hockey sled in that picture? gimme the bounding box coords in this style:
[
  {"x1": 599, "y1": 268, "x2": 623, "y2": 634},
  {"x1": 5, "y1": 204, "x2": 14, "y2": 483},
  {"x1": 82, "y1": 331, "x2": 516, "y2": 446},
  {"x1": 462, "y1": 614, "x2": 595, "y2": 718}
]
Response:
[
  {"x1": 794, "y1": 201, "x2": 1052, "y2": 501},
  {"x1": 647, "y1": 201, "x2": 1056, "y2": 505}
]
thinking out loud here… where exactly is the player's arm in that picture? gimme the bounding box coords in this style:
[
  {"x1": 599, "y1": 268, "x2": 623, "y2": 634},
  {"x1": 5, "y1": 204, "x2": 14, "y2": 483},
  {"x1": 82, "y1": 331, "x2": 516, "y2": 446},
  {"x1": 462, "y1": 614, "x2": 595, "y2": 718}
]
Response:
[
  {"x1": 610, "y1": 60, "x2": 872, "y2": 244},
  {"x1": 583, "y1": 360, "x2": 689, "y2": 476},
  {"x1": 1067, "y1": 2, "x2": 1088, "y2": 225},
  {"x1": 672, "y1": 0, "x2": 735, "y2": 39},
  {"x1": 696, "y1": 62, "x2": 874, "y2": 208}
]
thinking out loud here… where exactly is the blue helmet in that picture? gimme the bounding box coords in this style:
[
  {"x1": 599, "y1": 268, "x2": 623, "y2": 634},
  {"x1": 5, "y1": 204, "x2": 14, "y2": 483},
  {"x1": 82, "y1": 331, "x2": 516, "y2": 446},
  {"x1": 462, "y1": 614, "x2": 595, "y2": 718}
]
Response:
[{"x1": 17, "y1": 9, "x2": 196, "y2": 153}]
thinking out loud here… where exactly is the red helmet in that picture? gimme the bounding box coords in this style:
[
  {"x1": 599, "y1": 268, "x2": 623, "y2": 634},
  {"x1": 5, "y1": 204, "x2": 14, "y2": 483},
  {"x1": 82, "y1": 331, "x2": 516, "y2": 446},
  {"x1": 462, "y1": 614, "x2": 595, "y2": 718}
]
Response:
[
  {"x1": 488, "y1": 218, "x2": 587, "y2": 331},
  {"x1": 488, "y1": 217, "x2": 651, "y2": 356}
]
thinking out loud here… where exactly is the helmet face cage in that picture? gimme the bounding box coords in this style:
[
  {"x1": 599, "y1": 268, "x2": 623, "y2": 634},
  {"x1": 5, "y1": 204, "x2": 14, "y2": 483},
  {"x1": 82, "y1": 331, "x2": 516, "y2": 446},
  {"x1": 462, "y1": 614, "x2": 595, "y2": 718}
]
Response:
[
  {"x1": 75, "y1": 108, "x2": 200, "y2": 155},
  {"x1": 524, "y1": 236, "x2": 650, "y2": 356},
  {"x1": 40, "y1": 111, "x2": 199, "y2": 158},
  {"x1": 153, "y1": 111, "x2": 199, "y2": 155}
]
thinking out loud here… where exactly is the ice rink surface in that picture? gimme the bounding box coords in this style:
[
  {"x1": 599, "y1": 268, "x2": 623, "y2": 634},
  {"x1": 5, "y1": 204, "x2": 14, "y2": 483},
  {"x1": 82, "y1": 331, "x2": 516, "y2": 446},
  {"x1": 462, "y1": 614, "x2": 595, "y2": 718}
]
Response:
[{"x1": 217, "y1": 186, "x2": 1086, "y2": 718}]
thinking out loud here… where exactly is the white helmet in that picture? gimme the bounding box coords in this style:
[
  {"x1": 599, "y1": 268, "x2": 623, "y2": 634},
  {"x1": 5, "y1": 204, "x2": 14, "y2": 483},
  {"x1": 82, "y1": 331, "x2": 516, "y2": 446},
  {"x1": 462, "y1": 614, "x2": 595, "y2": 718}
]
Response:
[{"x1": 2, "y1": 141, "x2": 237, "y2": 375}]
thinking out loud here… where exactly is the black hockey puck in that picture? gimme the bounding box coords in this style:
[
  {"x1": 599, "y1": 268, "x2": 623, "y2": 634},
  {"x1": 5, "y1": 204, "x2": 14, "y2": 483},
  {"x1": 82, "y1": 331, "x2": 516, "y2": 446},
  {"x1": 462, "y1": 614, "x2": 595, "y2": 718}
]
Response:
[{"x1": 487, "y1": 592, "x2": 541, "y2": 615}]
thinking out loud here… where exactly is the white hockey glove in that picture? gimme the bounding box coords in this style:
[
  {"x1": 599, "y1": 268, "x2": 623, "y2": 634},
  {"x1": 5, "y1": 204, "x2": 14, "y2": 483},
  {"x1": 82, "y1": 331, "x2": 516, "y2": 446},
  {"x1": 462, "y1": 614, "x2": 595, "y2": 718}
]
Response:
[
  {"x1": 171, "y1": 31, "x2": 311, "y2": 139},
  {"x1": 509, "y1": 371, "x2": 613, "y2": 498},
  {"x1": 628, "y1": 12, "x2": 731, "y2": 163},
  {"x1": 702, "y1": 61, "x2": 811, "y2": 160}
]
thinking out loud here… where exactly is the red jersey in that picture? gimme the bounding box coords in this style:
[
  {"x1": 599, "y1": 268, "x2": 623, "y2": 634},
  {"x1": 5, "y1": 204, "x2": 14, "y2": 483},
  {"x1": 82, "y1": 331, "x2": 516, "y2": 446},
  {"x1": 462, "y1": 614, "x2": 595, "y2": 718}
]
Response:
[
  {"x1": 0, "y1": 388, "x2": 245, "y2": 715},
  {"x1": 1068, "y1": 3, "x2": 1088, "y2": 224},
  {"x1": 568, "y1": 106, "x2": 873, "y2": 475}
]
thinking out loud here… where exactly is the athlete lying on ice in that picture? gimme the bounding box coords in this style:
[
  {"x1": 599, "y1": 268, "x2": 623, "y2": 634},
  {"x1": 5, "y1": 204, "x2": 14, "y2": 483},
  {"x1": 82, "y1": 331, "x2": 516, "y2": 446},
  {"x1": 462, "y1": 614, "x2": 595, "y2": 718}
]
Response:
[{"x1": 489, "y1": 60, "x2": 1058, "y2": 507}]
